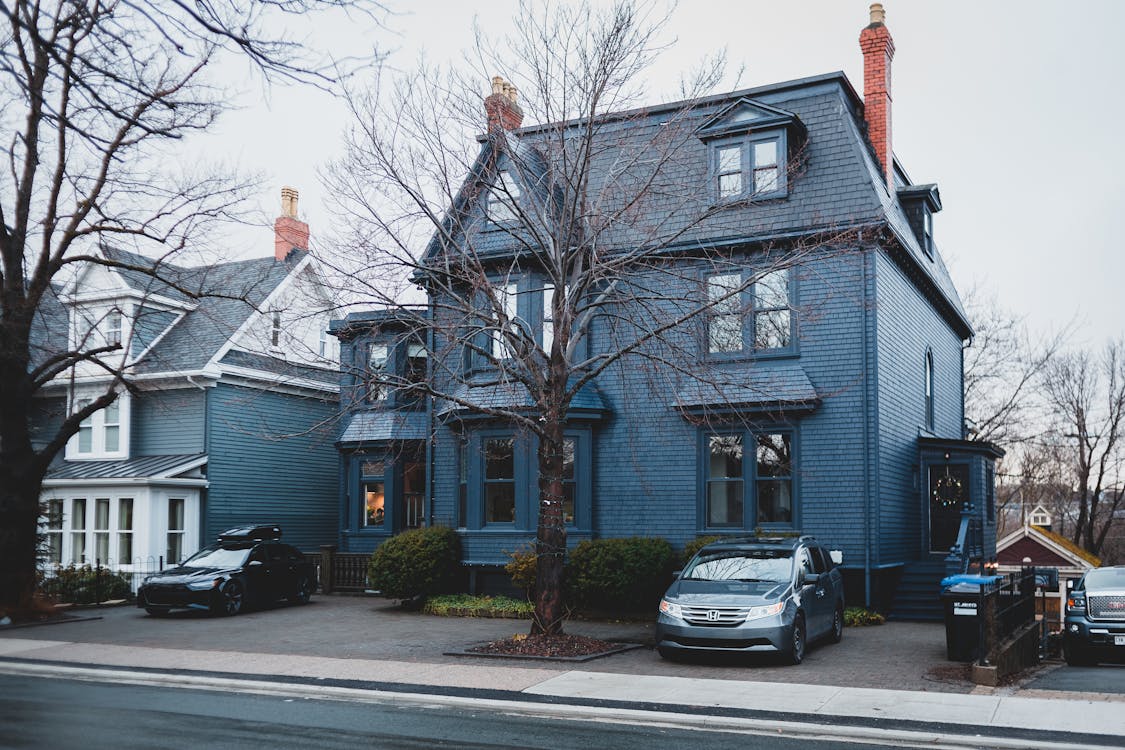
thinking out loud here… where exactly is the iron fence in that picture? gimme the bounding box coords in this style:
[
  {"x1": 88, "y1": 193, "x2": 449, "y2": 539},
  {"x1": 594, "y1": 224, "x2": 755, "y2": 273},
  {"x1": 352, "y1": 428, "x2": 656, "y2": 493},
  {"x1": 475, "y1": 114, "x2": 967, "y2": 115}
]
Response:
[{"x1": 39, "y1": 556, "x2": 169, "y2": 604}]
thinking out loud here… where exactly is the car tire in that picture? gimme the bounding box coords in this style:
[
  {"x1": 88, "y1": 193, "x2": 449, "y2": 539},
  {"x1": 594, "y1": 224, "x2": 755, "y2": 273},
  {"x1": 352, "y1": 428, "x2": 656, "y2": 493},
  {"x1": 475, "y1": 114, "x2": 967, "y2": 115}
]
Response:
[
  {"x1": 786, "y1": 614, "x2": 806, "y2": 665},
  {"x1": 656, "y1": 646, "x2": 678, "y2": 661},
  {"x1": 145, "y1": 607, "x2": 170, "y2": 617},
  {"x1": 212, "y1": 580, "x2": 244, "y2": 617},
  {"x1": 829, "y1": 605, "x2": 844, "y2": 644},
  {"x1": 290, "y1": 576, "x2": 312, "y2": 605}
]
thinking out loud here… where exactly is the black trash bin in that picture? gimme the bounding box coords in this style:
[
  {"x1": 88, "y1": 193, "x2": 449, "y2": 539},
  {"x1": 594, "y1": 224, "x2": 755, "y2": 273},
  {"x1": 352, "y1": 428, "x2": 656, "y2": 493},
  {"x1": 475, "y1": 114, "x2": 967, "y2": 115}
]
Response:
[{"x1": 939, "y1": 575, "x2": 1000, "y2": 661}]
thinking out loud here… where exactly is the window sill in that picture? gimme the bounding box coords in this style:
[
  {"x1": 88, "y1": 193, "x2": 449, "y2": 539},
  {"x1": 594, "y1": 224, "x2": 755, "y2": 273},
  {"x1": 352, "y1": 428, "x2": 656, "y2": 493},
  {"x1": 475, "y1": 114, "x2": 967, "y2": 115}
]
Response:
[
  {"x1": 706, "y1": 348, "x2": 800, "y2": 363},
  {"x1": 711, "y1": 191, "x2": 788, "y2": 207}
]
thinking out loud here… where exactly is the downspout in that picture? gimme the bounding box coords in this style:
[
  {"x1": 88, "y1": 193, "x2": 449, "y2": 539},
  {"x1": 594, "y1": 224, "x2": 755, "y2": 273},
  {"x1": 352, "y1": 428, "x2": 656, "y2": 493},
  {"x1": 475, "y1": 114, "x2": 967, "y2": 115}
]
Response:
[
  {"x1": 425, "y1": 302, "x2": 436, "y2": 527},
  {"x1": 862, "y1": 245, "x2": 873, "y2": 608}
]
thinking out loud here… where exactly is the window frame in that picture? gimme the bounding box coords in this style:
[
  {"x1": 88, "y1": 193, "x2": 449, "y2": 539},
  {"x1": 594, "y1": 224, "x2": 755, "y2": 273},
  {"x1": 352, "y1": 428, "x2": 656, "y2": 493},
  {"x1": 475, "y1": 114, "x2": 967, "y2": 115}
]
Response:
[
  {"x1": 710, "y1": 131, "x2": 787, "y2": 203},
  {"x1": 699, "y1": 428, "x2": 797, "y2": 533},
  {"x1": 487, "y1": 169, "x2": 522, "y2": 224},
  {"x1": 66, "y1": 392, "x2": 131, "y2": 460},
  {"x1": 924, "y1": 348, "x2": 935, "y2": 431},
  {"x1": 704, "y1": 267, "x2": 797, "y2": 359}
]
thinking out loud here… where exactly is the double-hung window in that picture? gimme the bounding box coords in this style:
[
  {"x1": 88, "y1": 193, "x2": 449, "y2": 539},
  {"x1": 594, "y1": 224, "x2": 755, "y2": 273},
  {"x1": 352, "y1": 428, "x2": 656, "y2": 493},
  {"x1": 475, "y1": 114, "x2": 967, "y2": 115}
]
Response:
[
  {"x1": 704, "y1": 431, "x2": 794, "y2": 530},
  {"x1": 117, "y1": 498, "x2": 133, "y2": 561},
  {"x1": 45, "y1": 500, "x2": 64, "y2": 565},
  {"x1": 488, "y1": 170, "x2": 521, "y2": 223},
  {"x1": 712, "y1": 134, "x2": 785, "y2": 201},
  {"x1": 105, "y1": 309, "x2": 123, "y2": 347},
  {"x1": 167, "y1": 498, "x2": 185, "y2": 564},
  {"x1": 94, "y1": 498, "x2": 110, "y2": 564},
  {"x1": 69, "y1": 394, "x2": 130, "y2": 459},
  {"x1": 706, "y1": 268, "x2": 793, "y2": 355},
  {"x1": 560, "y1": 437, "x2": 576, "y2": 525},
  {"x1": 491, "y1": 283, "x2": 518, "y2": 360},
  {"x1": 367, "y1": 344, "x2": 390, "y2": 402},
  {"x1": 483, "y1": 437, "x2": 516, "y2": 524},
  {"x1": 70, "y1": 498, "x2": 87, "y2": 564}
]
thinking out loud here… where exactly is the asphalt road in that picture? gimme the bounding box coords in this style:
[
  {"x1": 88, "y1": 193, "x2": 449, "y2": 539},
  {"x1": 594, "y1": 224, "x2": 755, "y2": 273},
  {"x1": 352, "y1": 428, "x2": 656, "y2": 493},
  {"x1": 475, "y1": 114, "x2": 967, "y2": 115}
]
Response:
[
  {"x1": 0, "y1": 674, "x2": 889, "y2": 750},
  {"x1": 1025, "y1": 661, "x2": 1125, "y2": 694}
]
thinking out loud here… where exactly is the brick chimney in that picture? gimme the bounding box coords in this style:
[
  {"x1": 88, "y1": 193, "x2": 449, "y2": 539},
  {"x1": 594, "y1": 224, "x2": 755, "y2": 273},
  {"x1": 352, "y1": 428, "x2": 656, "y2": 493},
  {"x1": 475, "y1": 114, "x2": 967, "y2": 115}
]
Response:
[
  {"x1": 485, "y1": 76, "x2": 523, "y2": 133},
  {"x1": 273, "y1": 186, "x2": 309, "y2": 261},
  {"x1": 859, "y1": 3, "x2": 895, "y2": 183}
]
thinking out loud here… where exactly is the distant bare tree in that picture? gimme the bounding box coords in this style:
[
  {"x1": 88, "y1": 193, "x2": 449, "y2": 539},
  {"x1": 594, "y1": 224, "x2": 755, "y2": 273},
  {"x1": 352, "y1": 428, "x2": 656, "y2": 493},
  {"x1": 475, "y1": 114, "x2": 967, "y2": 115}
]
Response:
[
  {"x1": 963, "y1": 286, "x2": 1064, "y2": 447},
  {"x1": 0, "y1": 0, "x2": 384, "y2": 611},
  {"x1": 1040, "y1": 341, "x2": 1125, "y2": 556},
  {"x1": 326, "y1": 0, "x2": 859, "y2": 635}
]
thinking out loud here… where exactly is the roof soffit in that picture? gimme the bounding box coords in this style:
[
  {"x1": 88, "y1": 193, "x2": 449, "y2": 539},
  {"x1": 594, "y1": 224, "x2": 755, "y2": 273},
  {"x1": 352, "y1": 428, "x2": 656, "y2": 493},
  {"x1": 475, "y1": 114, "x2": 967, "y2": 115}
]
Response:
[{"x1": 696, "y1": 98, "x2": 805, "y2": 142}]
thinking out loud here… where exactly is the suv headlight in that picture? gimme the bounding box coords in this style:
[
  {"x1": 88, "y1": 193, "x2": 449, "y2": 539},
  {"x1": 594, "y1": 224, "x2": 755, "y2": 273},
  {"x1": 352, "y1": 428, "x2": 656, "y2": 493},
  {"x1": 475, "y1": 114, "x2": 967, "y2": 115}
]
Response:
[
  {"x1": 1066, "y1": 594, "x2": 1086, "y2": 613},
  {"x1": 746, "y1": 602, "x2": 785, "y2": 621},
  {"x1": 659, "y1": 599, "x2": 683, "y2": 619}
]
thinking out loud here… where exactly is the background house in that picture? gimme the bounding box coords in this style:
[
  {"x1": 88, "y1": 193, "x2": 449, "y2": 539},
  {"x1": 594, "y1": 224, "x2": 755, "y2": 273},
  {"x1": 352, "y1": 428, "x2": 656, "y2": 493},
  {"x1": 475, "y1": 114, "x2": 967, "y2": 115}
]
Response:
[
  {"x1": 34, "y1": 189, "x2": 340, "y2": 575},
  {"x1": 333, "y1": 7, "x2": 1002, "y2": 611},
  {"x1": 996, "y1": 517, "x2": 1100, "y2": 629}
]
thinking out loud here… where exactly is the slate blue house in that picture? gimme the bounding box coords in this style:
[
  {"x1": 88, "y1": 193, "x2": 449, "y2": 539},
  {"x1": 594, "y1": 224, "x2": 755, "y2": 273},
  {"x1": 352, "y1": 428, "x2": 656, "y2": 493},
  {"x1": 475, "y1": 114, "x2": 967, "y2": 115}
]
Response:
[
  {"x1": 34, "y1": 189, "x2": 340, "y2": 572},
  {"x1": 332, "y1": 7, "x2": 1001, "y2": 611}
]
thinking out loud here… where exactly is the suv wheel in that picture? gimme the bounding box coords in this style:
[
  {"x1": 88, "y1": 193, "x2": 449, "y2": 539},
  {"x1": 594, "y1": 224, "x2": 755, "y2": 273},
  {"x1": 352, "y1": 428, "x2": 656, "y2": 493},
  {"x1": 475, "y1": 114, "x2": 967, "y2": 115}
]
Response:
[
  {"x1": 829, "y1": 605, "x2": 844, "y2": 644},
  {"x1": 786, "y1": 614, "x2": 806, "y2": 665}
]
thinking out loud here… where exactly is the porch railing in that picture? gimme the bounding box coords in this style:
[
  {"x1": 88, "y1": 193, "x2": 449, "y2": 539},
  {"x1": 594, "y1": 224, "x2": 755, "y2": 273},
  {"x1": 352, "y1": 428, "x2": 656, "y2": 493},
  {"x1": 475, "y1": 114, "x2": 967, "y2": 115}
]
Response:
[
  {"x1": 944, "y1": 503, "x2": 984, "y2": 577},
  {"x1": 314, "y1": 545, "x2": 370, "y2": 593},
  {"x1": 977, "y1": 567, "x2": 1038, "y2": 666}
]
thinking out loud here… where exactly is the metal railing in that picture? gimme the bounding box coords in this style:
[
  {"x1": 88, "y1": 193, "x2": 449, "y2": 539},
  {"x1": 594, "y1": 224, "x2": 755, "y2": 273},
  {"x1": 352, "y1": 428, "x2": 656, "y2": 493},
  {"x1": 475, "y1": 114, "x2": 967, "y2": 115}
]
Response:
[
  {"x1": 944, "y1": 503, "x2": 985, "y2": 577},
  {"x1": 39, "y1": 556, "x2": 169, "y2": 604},
  {"x1": 977, "y1": 567, "x2": 1037, "y2": 666}
]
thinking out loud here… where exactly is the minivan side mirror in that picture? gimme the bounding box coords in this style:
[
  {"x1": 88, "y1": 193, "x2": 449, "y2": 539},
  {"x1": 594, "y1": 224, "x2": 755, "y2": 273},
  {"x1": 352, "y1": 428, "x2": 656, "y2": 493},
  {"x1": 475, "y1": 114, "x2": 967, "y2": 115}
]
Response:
[
  {"x1": 829, "y1": 550, "x2": 843, "y2": 566},
  {"x1": 801, "y1": 571, "x2": 821, "y2": 586}
]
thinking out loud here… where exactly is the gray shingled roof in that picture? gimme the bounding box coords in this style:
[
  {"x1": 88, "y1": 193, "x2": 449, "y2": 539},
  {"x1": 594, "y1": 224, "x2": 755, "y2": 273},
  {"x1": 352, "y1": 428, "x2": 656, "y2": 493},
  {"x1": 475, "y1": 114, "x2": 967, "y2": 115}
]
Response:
[
  {"x1": 426, "y1": 71, "x2": 968, "y2": 337},
  {"x1": 46, "y1": 453, "x2": 206, "y2": 480},
  {"x1": 220, "y1": 350, "x2": 338, "y2": 386},
  {"x1": 437, "y1": 377, "x2": 609, "y2": 418},
  {"x1": 675, "y1": 362, "x2": 819, "y2": 409},
  {"x1": 337, "y1": 411, "x2": 430, "y2": 444}
]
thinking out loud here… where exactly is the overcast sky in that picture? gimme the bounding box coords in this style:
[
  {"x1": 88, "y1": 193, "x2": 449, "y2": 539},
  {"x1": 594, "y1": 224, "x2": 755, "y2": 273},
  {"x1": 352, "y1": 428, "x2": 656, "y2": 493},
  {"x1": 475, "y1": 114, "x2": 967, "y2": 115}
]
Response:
[{"x1": 204, "y1": 1, "x2": 1124, "y2": 346}]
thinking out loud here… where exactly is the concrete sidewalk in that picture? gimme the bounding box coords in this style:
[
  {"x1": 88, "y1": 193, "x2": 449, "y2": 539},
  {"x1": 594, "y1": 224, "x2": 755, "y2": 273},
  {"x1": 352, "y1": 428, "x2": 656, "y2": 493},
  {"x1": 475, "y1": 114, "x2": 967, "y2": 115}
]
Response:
[{"x1": 1, "y1": 633, "x2": 1124, "y2": 749}]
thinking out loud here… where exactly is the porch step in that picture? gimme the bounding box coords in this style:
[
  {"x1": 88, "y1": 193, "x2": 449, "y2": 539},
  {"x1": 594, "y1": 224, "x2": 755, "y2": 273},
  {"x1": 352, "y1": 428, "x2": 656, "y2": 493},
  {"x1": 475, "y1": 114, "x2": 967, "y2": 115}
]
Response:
[{"x1": 888, "y1": 560, "x2": 947, "y2": 622}]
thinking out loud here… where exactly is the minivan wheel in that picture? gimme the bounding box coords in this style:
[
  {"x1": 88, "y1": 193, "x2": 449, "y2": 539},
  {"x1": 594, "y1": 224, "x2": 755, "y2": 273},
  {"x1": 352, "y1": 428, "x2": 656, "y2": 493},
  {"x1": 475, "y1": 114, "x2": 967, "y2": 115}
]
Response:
[
  {"x1": 829, "y1": 605, "x2": 844, "y2": 644},
  {"x1": 786, "y1": 615, "x2": 806, "y2": 665},
  {"x1": 656, "y1": 646, "x2": 678, "y2": 661}
]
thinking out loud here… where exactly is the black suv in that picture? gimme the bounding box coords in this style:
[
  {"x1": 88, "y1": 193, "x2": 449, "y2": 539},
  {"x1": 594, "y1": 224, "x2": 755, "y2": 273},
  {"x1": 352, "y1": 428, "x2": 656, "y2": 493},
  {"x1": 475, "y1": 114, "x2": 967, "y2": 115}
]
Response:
[
  {"x1": 137, "y1": 524, "x2": 317, "y2": 617},
  {"x1": 1064, "y1": 565, "x2": 1125, "y2": 666},
  {"x1": 655, "y1": 535, "x2": 845, "y2": 665}
]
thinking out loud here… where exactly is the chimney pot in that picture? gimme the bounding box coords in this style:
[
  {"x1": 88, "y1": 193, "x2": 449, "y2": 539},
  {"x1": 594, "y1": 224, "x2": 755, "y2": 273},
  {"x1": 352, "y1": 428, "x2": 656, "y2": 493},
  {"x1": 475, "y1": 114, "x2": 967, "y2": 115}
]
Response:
[
  {"x1": 274, "y1": 186, "x2": 309, "y2": 260},
  {"x1": 485, "y1": 74, "x2": 524, "y2": 133},
  {"x1": 869, "y1": 3, "x2": 885, "y2": 25}
]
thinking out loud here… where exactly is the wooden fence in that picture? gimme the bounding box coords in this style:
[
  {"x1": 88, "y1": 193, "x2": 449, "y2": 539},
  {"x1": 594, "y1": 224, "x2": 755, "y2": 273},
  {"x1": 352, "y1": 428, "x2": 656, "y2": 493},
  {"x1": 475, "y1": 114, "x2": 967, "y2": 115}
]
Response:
[{"x1": 312, "y1": 546, "x2": 370, "y2": 593}]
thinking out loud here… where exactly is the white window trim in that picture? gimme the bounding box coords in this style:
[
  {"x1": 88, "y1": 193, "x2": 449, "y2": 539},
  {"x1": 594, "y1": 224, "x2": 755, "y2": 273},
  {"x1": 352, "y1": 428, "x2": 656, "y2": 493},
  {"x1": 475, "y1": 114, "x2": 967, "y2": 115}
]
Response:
[{"x1": 66, "y1": 391, "x2": 131, "y2": 460}]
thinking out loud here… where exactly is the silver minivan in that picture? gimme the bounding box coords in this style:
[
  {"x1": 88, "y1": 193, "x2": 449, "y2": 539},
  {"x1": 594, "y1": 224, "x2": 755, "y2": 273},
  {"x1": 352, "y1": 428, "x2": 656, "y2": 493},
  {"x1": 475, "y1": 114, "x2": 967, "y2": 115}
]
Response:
[{"x1": 655, "y1": 535, "x2": 845, "y2": 665}]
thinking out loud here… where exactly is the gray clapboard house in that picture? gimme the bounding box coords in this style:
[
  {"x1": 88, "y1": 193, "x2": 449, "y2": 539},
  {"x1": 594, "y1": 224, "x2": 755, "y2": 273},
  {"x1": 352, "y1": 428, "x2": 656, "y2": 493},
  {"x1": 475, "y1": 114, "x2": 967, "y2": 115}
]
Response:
[{"x1": 34, "y1": 189, "x2": 340, "y2": 572}]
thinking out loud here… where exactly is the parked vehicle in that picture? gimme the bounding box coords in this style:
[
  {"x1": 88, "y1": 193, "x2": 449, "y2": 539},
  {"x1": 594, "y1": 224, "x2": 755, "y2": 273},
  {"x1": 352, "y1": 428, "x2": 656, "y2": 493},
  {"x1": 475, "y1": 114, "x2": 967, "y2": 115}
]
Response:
[
  {"x1": 136, "y1": 524, "x2": 316, "y2": 617},
  {"x1": 1063, "y1": 565, "x2": 1125, "y2": 666},
  {"x1": 655, "y1": 535, "x2": 845, "y2": 665}
]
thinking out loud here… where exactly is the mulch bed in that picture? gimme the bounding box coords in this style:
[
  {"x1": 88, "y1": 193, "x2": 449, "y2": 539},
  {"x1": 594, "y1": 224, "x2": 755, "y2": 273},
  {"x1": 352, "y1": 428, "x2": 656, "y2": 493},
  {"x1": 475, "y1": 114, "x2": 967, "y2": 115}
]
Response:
[{"x1": 448, "y1": 633, "x2": 643, "y2": 662}]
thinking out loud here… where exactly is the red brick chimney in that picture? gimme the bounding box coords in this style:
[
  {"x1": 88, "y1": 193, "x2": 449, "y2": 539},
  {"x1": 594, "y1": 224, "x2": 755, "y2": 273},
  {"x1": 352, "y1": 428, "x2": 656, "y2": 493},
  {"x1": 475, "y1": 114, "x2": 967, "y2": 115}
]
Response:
[
  {"x1": 859, "y1": 3, "x2": 895, "y2": 183},
  {"x1": 274, "y1": 186, "x2": 309, "y2": 261},
  {"x1": 485, "y1": 76, "x2": 523, "y2": 133}
]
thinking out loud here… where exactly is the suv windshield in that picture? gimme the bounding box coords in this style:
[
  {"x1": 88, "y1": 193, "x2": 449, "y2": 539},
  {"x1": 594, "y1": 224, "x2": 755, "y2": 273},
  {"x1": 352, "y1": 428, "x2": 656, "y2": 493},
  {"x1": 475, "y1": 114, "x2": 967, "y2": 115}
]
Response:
[
  {"x1": 682, "y1": 549, "x2": 793, "y2": 583},
  {"x1": 181, "y1": 545, "x2": 252, "y2": 570},
  {"x1": 1084, "y1": 568, "x2": 1125, "y2": 589}
]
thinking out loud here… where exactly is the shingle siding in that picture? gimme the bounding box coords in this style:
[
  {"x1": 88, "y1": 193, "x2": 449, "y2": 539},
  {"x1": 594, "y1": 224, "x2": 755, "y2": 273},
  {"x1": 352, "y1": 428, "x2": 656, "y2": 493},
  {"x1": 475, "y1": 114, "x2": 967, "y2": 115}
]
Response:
[
  {"x1": 205, "y1": 383, "x2": 339, "y2": 550},
  {"x1": 873, "y1": 251, "x2": 964, "y2": 564},
  {"x1": 133, "y1": 388, "x2": 206, "y2": 455}
]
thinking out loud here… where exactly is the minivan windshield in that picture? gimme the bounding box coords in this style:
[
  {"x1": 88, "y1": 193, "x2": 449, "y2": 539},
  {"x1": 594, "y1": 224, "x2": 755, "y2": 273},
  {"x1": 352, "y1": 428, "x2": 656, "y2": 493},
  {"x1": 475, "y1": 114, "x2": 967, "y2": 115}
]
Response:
[
  {"x1": 1084, "y1": 568, "x2": 1125, "y2": 589},
  {"x1": 682, "y1": 549, "x2": 793, "y2": 583},
  {"x1": 180, "y1": 545, "x2": 252, "y2": 570}
]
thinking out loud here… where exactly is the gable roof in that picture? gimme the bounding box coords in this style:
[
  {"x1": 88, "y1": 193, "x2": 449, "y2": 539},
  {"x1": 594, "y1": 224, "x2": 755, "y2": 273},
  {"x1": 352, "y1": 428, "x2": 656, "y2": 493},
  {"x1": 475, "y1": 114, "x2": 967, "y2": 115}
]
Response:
[{"x1": 996, "y1": 524, "x2": 1101, "y2": 569}]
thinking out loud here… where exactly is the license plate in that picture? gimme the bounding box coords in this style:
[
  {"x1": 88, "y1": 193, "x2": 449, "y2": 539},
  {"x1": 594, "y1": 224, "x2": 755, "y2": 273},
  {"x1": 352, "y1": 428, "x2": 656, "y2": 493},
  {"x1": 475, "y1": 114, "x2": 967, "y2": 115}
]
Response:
[{"x1": 1115, "y1": 635, "x2": 1125, "y2": 646}]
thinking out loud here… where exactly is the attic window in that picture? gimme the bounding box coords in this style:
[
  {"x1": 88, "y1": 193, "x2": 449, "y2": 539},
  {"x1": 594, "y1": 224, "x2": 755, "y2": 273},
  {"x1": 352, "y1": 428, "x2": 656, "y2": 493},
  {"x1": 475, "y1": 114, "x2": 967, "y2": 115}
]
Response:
[
  {"x1": 105, "y1": 310, "x2": 122, "y2": 347},
  {"x1": 711, "y1": 133, "x2": 786, "y2": 201},
  {"x1": 270, "y1": 311, "x2": 281, "y2": 347},
  {"x1": 923, "y1": 209, "x2": 934, "y2": 258},
  {"x1": 488, "y1": 170, "x2": 521, "y2": 223}
]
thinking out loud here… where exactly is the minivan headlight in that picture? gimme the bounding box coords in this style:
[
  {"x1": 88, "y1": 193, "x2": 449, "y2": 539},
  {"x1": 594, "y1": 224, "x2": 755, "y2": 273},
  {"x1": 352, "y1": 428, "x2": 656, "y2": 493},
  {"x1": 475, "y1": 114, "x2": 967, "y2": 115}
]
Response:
[
  {"x1": 746, "y1": 602, "x2": 785, "y2": 621},
  {"x1": 659, "y1": 599, "x2": 683, "y2": 619}
]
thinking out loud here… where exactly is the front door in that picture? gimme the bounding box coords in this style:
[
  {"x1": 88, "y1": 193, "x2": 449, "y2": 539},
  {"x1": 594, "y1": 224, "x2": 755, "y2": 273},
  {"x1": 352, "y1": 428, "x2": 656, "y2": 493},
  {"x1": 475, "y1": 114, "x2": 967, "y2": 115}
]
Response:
[{"x1": 929, "y1": 464, "x2": 970, "y2": 553}]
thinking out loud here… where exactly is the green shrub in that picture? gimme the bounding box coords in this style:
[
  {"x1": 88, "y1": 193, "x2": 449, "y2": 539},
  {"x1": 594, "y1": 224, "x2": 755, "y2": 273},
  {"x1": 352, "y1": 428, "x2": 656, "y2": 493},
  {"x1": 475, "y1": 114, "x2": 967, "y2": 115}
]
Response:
[
  {"x1": 504, "y1": 544, "x2": 537, "y2": 597},
  {"x1": 843, "y1": 606, "x2": 885, "y2": 627},
  {"x1": 566, "y1": 536, "x2": 675, "y2": 612},
  {"x1": 423, "y1": 594, "x2": 532, "y2": 619},
  {"x1": 41, "y1": 565, "x2": 131, "y2": 604},
  {"x1": 681, "y1": 535, "x2": 723, "y2": 565},
  {"x1": 367, "y1": 526, "x2": 460, "y2": 601}
]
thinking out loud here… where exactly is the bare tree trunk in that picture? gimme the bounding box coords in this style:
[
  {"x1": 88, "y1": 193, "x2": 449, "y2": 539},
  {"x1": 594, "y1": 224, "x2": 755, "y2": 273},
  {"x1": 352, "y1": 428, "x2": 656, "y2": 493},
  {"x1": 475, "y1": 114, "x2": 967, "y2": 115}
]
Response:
[{"x1": 533, "y1": 415, "x2": 567, "y2": 635}]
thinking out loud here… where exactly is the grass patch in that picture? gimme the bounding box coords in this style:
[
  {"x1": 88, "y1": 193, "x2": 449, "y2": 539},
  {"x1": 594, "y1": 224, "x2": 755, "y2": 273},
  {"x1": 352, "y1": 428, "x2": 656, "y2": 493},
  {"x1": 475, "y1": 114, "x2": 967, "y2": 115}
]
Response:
[
  {"x1": 423, "y1": 594, "x2": 533, "y2": 619},
  {"x1": 844, "y1": 606, "x2": 886, "y2": 627}
]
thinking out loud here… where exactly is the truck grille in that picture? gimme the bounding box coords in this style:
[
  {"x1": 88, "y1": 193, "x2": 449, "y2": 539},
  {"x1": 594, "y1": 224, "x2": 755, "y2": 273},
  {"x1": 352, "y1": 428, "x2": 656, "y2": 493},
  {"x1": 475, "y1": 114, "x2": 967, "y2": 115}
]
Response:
[
  {"x1": 680, "y1": 604, "x2": 752, "y2": 627},
  {"x1": 1089, "y1": 594, "x2": 1125, "y2": 620}
]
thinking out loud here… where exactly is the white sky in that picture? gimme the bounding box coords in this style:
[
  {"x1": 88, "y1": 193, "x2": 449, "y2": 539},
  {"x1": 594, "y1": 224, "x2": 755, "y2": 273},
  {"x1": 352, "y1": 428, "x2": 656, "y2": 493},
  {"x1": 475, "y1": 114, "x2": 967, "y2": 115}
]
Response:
[{"x1": 203, "y1": 1, "x2": 1125, "y2": 346}]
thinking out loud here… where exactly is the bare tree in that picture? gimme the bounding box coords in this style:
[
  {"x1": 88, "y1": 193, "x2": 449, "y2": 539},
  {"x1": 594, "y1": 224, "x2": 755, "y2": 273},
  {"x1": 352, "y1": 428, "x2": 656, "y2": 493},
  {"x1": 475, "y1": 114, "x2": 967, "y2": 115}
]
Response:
[
  {"x1": 1041, "y1": 341, "x2": 1125, "y2": 556},
  {"x1": 0, "y1": 0, "x2": 383, "y2": 610},
  {"x1": 963, "y1": 285, "x2": 1064, "y2": 447},
  {"x1": 326, "y1": 0, "x2": 859, "y2": 635}
]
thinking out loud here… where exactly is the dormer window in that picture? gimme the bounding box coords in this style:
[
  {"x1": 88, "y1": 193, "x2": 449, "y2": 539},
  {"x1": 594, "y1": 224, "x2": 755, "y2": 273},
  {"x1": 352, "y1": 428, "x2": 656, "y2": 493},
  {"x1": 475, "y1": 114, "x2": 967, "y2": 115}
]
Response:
[
  {"x1": 923, "y1": 209, "x2": 934, "y2": 257},
  {"x1": 711, "y1": 135, "x2": 785, "y2": 201},
  {"x1": 367, "y1": 344, "x2": 390, "y2": 402},
  {"x1": 488, "y1": 170, "x2": 521, "y2": 223},
  {"x1": 270, "y1": 310, "x2": 282, "y2": 347}
]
